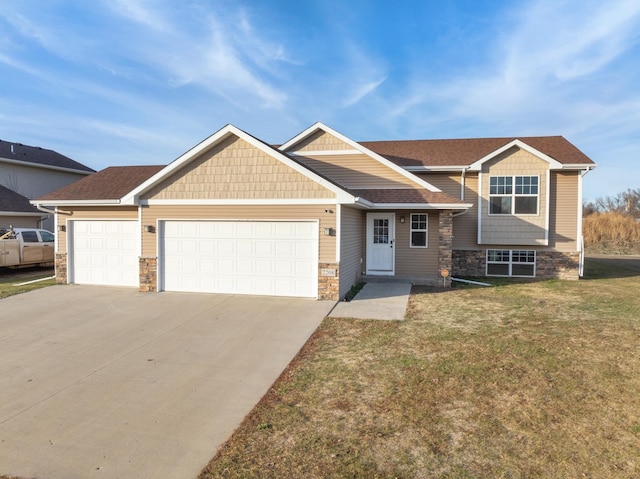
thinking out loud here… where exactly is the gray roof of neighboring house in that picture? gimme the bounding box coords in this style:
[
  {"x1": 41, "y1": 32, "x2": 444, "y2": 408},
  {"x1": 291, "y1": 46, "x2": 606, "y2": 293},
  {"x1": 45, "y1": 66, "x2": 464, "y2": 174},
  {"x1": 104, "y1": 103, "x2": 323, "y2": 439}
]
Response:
[
  {"x1": 0, "y1": 184, "x2": 41, "y2": 213},
  {"x1": 360, "y1": 136, "x2": 595, "y2": 168},
  {"x1": 0, "y1": 139, "x2": 95, "y2": 173}
]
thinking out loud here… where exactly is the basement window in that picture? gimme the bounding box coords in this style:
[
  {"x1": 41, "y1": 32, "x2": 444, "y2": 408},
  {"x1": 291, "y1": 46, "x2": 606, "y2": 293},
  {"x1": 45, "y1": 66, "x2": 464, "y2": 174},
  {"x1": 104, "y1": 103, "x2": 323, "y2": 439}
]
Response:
[
  {"x1": 410, "y1": 213, "x2": 428, "y2": 248},
  {"x1": 486, "y1": 249, "x2": 536, "y2": 277}
]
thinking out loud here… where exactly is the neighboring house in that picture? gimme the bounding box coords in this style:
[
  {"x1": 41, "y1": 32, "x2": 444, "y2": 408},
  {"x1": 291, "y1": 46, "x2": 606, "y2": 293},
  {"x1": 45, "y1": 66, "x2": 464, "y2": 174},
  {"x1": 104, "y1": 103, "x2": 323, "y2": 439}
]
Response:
[
  {"x1": 34, "y1": 123, "x2": 595, "y2": 300},
  {"x1": 0, "y1": 139, "x2": 94, "y2": 231}
]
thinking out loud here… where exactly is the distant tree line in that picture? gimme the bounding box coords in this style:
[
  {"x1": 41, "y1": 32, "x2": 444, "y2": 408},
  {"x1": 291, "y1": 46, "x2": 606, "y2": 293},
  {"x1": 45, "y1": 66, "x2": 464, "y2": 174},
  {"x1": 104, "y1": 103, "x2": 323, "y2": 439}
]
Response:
[
  {"x1": 583, "y1": 188, "x2": 640, "y2": 254},
  {"x1": 584, "y1": 188, "x2": 640, "y2": 217}
]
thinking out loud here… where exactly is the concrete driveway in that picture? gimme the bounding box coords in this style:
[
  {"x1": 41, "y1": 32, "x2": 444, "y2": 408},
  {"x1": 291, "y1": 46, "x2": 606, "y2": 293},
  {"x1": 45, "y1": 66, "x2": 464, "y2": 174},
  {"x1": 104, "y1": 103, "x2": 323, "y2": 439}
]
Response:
[{"x1": 0, "y1": 285, "x2": 334, "y2": 479}]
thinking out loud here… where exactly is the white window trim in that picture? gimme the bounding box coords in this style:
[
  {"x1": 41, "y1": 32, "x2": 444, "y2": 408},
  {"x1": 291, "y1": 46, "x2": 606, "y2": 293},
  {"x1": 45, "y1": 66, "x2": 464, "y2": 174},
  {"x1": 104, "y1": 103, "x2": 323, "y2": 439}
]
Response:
[
  {"x1": 488, "y1": 175, "x2": 540, "y2": 216},
  {"x1": 486, "y1": 249, "x2": 536, "y2": 277},
  {"x1": 409, "y1": 213, "x2": 428, "y2": 248}
]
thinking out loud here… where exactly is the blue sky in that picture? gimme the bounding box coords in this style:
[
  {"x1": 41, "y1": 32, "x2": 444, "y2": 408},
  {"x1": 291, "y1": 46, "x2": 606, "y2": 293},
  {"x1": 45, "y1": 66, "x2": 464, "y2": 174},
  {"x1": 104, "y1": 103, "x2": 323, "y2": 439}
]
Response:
[{"x1": 1, "y1": 0, "x2": 639, "y2": 201}]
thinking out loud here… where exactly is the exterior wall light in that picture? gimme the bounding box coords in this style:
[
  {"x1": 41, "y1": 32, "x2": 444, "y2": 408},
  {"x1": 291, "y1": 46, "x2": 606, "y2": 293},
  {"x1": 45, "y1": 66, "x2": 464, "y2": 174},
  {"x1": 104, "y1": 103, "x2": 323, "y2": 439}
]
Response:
[
  {"x1": 143, "y1": 225, "x2": 155, "y2": 233},
  {"x1": 57, "y1": 224, "x2": 66, "y2": 232}
]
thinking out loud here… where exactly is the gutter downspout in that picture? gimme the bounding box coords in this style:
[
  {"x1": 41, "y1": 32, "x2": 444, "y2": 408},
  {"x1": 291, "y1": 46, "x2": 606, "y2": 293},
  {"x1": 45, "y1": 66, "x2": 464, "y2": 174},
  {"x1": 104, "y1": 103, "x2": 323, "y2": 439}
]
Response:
[
  {"x1": 34, "y1": 203, "x2": 71, "y2": 215},
  {"x1": 453, "y1": 167, "x2": 471, "y2": 218},
  {"x1": 577, "y1": 167, "x2": 592, "y2": 277}
]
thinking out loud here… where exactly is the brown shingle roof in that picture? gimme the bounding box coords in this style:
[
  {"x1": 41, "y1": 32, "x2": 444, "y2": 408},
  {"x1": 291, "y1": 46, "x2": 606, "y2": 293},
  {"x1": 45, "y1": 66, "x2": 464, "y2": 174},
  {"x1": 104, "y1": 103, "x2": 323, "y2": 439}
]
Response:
[
  {"x1": 0, "y1": 185, "x2": 41, "y2": 213},
  {"x1": 0, "y1": 139, "x2": 94, "y2": 172},
  {"x1": 37, "y1": 165, "x2": 164, "y2": 201},
  {"x1": 352, "y1": 188, "x2": 466, "y2": 205},
  {"x1": 360, "y1": 136, "x2": 595, "y2": 168}
]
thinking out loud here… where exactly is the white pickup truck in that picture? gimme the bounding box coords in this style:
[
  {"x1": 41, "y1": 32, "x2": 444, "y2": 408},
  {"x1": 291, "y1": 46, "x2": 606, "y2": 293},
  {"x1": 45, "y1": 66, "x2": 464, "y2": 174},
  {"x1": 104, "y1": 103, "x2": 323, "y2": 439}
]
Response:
[{"x1": 0, "y1": 227, "x2": 55, "y2": 268}]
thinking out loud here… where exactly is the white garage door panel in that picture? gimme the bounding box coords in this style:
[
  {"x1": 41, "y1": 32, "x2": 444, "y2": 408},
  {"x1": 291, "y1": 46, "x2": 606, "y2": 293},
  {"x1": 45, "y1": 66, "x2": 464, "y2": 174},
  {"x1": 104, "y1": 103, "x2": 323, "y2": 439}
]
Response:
[
  {"x1": 70, "y1": 221, "x2": 139, "y2": 287},
  {"x1": 161, "y1": 221, "x2": 318, "y2": 297}
]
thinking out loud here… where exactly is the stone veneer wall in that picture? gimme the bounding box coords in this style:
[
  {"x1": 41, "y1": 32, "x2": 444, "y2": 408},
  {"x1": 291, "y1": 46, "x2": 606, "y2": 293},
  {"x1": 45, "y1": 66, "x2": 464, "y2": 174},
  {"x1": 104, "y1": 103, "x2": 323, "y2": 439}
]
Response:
[
  {"x1": 139, "y1": 257, "x2": 157, "y2": 292},
  {"x1": 318, "y1": 263, "x2": 339, "y2": 300},
  {"x1": 55, "y1": 253, "x2": 67, "y2": 284},
  {"x1": 438, "y1": 211, "x2": 453, "y2": 286},
  {"x1": 452, "y1": 250, "x2": 580, "y2": 280}
]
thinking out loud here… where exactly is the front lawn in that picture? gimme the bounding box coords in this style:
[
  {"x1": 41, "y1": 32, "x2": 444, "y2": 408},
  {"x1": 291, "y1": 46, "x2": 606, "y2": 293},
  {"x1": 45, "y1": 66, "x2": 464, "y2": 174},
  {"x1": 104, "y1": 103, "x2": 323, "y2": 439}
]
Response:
[
  {"x1": 0, "y1": 268, "x2": 55, "y2": 299},
  {"x1": 200, "y1": 259, "x2": 640, "y2": 478}
]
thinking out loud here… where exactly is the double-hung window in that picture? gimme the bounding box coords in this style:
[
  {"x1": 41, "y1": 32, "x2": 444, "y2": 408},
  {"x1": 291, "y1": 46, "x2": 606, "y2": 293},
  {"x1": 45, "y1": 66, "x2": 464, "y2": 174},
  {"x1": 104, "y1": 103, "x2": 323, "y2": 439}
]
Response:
[
  {"x1": 486, "y1": 249, "x2": 536, "y2": 277},
  {"x1": 489, "y1": 176, "x2": 539, "y2": 215},
  {"x1": 410, "y1": 213, "x2": 428, "y2": 247}
]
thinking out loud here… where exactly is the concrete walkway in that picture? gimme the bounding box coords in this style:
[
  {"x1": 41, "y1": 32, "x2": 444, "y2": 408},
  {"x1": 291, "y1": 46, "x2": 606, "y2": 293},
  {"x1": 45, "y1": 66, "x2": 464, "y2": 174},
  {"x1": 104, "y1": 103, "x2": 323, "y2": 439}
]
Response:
[
  {"x1": 0, "y1": 285, "x2": 334, "y2": 479},
  {"x1": 329, "y1": 282, "x2": 412, "y2": 320}
]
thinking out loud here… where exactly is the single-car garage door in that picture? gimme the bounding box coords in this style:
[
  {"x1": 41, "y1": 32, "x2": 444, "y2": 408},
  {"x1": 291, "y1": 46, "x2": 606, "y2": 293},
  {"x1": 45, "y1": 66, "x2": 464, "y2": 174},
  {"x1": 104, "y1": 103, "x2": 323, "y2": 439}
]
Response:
[
  {"x1": 160, "y1": 220, "x2": 318, "y2": 298},
  {"x1": 69, "y1": 220, "x2": 139, "y2": 287}
]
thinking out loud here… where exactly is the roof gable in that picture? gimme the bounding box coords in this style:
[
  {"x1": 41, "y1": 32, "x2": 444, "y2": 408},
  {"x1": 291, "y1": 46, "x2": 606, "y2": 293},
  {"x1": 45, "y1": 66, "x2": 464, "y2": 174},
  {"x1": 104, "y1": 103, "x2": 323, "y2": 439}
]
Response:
[
  {"x1": 142, "y1": 134, "x2": 335, "y2": 201},
  {"x1": 280, "y1": 122, "x2": 442, "y2": 192},
  {"x1": 0, "y1": 140, "x2": 94, "y2": 174},
  {"x1": 123, "y1": 124, "x2": 354, "y2": 205}
]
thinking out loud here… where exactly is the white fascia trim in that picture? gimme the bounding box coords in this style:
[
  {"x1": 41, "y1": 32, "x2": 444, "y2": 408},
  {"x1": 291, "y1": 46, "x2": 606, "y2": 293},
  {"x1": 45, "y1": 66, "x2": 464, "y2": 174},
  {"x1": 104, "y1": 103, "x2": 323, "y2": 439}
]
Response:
[
  {"x1": 31, "y1": 199, "x2": 121, "y2": 206},
  {"x1": 335, "y1": 204, "x2": 341, "y2": 263},
  {"x1": 141, "y1": 198, "x2": 340, "y2": 206},
  {"x1": 288, "y1": 149, "x2": 361, "y2": 156},
  {"x1": 404, "y1": 165, "x2": 469, "y2": 172},
  {"x1": 121, "y1": 124, "x2": 354, "y2": 205},
  {"x1": 468, "y1": 139, "x2": 563, "y2": 171},
  {"x1": 477, "y1": 172, "x2": 483, "y2": 244},
  {"x1": 0, "y1": 157, "x2": 94, "y2": 175},
  {"x1": 544, "y1": 169, "x2": 550, "y2": 245},
  {"x1": 279, "y1": 122, "x2": 443, "y2": 193},
  {"x1": 563, "y1": 164, "x2": 597, "y2": 170},
  {"x1": 356, "y1": 201, "x2": 472, "y2": 210}
]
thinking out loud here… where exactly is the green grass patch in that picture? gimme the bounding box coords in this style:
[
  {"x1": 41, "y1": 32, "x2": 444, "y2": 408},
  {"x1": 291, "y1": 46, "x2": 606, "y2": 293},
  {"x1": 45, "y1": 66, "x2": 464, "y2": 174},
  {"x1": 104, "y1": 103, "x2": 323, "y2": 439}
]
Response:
[
  {"x1": 0, "y1": 269, "x2": 55, "y2": 299},
  {"x1": 200, "y1": 259, "x2": 640, "y2": 478}
]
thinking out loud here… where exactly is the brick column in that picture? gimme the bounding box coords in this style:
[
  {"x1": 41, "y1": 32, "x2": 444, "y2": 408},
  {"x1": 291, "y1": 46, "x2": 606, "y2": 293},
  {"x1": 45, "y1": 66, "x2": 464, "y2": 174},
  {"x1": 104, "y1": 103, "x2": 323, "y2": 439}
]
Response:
[
  {"x1": 139, "y1": 257, "x2": 157, "y2": 292},
  {"x1": 318, "y1": 263, "x2": 339, "y2": 300},
  {"x1": 55, "y1": 253, "x2": 67, "y2": 284},
  {"x1": 438, "y1": 210, "x2": 453, "y2": 286}
]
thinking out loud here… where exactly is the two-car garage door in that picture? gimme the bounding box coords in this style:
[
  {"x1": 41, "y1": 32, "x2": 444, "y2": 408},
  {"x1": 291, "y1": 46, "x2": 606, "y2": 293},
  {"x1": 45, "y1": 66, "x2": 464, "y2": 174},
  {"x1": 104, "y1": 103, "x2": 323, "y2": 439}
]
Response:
[{"x1": 160, "y1": 221, "x2": 318, "y2": 298}]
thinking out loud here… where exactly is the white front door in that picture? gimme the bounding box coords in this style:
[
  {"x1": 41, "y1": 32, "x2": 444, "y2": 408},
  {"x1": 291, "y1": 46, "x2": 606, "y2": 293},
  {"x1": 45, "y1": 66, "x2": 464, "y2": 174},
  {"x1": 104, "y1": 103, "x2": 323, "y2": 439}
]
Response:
[{"x1": 366, "y1": 212, "x2": 395, "y2": 275}]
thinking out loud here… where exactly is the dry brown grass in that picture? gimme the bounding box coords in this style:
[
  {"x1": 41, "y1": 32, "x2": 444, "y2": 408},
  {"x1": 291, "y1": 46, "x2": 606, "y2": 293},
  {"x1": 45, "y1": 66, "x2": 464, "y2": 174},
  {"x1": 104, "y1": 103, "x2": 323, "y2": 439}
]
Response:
[
  {"x1": 584, "y1": 212, "x2": 640, "y2": 253},
  {"x1": 200, "y1": 259, "x2": 640, "y2": 479}
]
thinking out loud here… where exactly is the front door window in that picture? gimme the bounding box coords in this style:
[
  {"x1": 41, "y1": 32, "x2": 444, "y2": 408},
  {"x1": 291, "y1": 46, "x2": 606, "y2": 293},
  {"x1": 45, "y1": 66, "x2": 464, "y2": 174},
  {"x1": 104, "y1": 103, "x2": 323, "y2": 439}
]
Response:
[{"x1": 373, "y1": 219, "x2": 389, "y2": 244}]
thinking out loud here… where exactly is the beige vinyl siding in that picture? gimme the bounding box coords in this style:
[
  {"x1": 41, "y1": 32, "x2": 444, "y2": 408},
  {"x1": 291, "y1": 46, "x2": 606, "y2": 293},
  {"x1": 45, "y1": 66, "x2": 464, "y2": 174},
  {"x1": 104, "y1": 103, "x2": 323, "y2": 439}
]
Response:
[
  {"x1": 285, "y1": 130, "x2": 356, "y2": 152},
  {"x1": 57, "y1": 207, "x2": 138, "y2": 254},
  {"x1": 145, "y1": 136, "x2": 334, "y2": 200},
  {"x1": 480, "y1": 147, "x2": 548, "y2": 245},
  {"x1": 394, "y1": 211, "x2": 439, "y2": 276},
  {"x1": 339, "y1": 206, "x2": 364, "y2": 298},
  {"x1": 141, "y1": 204, "x2": 336, "y2": 263},
  {"x1": 296, "y1": 154, "x2": 417, "y2": 189},
  {"x1": 362, "y1": 210, "x2": 439, "y2": 277},
  {"x1": 416, "y1": 173, "x2": 463, "y2": 197},
  {"x1": 549, "y1": 171, "x2": 579, "y2": 251},
  {"x1": 0, "y1": 216, "x2": 41, "y2": 229},
  {"x1": 415, "y1": 173, "x2": 480, "y2": 249}
]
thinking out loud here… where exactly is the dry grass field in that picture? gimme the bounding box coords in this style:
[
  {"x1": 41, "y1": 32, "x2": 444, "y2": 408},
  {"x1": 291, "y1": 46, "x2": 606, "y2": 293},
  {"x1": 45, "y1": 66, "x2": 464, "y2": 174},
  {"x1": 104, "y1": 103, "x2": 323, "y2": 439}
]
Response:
[{"x1": 200, "y1": 258, "x2": 640, "y2": 478}]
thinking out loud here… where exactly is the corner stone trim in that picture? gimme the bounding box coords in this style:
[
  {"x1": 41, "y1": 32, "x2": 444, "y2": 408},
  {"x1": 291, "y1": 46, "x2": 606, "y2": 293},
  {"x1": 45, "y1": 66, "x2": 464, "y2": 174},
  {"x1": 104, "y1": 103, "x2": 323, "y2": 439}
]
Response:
[
  {"x1": 139, "y1": 257, "x2": 158, "y2": 292},
  {"x1": 55, "y1": 253, "x2": 67, "y2": 284},
  {"x1": 318, "y1": 263, "x2": 339, "y2": 300}
]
